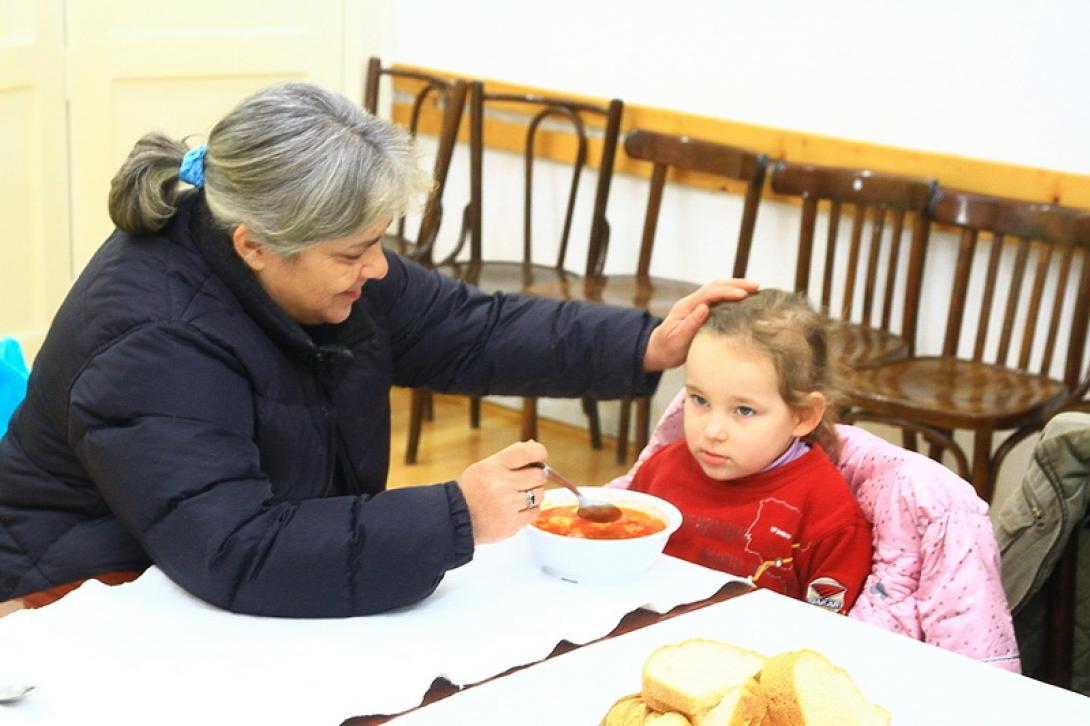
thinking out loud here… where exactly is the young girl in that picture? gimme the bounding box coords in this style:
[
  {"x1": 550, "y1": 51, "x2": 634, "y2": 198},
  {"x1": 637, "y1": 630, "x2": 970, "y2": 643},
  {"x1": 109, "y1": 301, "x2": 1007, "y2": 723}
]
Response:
[{"x1": 629, "y1": 289, "x2": 872, "y2": 613}]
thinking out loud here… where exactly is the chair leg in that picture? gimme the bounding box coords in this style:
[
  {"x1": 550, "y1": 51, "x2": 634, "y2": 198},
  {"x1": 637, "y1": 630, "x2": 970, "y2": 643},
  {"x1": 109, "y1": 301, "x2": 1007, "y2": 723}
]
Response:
[
  {"x1": 424, "y1": 390, "x2": 434, "y2": 421},
  {"x1": 970, "y1": 428, "x2": 996, "y2": 503},
  {"x1": 635, "y1": 396, "x2": 651, "y2": 454},
  {"x1": 616, "y1": 398, "x2": 632, "y2": 464},
  {"x1": 469, "y1": 395, "x2": 481, "y2": 428},
  {"x1": 582, "y1": 397, "x2": 603, "y2": 450},
  {"x1": 901, "y1": 430, "x2": 919, "y2": 452},
  {"x1": 926, "y1": 427, "x2": 952, "y2": 463},
  {"x1": 405, "y1": 387, "x2": 429, "y2": 465},
  {"x1": 521, "y1": 397, "x2": 538, "y2": 441}
]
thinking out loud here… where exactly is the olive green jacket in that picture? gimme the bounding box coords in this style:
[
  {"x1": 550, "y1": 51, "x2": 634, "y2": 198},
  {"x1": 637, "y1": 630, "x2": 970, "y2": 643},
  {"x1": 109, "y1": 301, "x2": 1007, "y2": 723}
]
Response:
[{"x1": 994, "y1": 411, "x2": 1090, "y2": 693}]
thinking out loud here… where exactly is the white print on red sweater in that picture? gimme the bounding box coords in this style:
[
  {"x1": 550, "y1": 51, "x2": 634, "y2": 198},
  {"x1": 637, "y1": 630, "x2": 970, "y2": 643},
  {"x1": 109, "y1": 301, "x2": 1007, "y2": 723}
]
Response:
[{"x1": 744, "y1": 497, "x2": 805, "y2": 591}]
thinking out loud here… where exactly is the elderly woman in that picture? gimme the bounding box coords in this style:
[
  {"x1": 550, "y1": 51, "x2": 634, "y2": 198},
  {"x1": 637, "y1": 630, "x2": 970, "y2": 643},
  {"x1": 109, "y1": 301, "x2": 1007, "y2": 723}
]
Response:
[{"x1": 0, "y1": 82, "x2": 753, "y2": 618}]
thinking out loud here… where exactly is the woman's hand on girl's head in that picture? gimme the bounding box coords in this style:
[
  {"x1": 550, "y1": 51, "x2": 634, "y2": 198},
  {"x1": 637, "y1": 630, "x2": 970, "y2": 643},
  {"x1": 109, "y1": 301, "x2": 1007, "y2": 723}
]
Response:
[
  {"x1": 643, "y1": 279, "x2": 759, "y2": 372},
  {"x1": 457, "y1": 440, "x2": 549, "y2": 545}
]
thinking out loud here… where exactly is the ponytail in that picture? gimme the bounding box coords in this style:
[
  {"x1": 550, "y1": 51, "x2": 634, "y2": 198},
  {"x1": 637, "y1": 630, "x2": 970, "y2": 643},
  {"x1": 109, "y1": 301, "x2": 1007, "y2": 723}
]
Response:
[
  {"x1": 107, "y1": 133, "x2": 191, "y2": 234},
  {"x1": 107, "y1": 83, "x2": 431, "y2": 250}
]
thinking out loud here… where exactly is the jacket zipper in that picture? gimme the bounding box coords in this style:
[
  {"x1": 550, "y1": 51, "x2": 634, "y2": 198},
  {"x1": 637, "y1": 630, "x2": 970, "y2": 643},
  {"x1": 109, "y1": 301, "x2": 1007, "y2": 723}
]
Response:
[
  {"x1": 314, "y1": 348, "x2": 337, "y2": 497},
  {"x1": 322, "y1": 403, "x2": 335, "y2": 496}
]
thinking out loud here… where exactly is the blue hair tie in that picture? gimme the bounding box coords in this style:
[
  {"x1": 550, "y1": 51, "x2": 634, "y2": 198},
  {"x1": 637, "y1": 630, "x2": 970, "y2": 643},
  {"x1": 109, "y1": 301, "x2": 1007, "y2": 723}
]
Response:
[{"x1": 179, "y1": 145, "x2": 207, "y2": 188}]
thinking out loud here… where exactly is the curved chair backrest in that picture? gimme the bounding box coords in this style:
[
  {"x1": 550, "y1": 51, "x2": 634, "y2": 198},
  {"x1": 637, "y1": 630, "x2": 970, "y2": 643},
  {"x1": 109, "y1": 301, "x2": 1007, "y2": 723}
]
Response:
[
  {"x1": 363, "y1": 57, "x2": 469, "y2": 266},
  {"x1": 455, "y1": 81, "x2": 623, "y2": 277},
  {"x1": 770, "y1": 161, "x2": 937, "y2": 365},
  {"x1": 622, "y1": 129, "x2": 768, "y2": 281},
  {"x1": 928, "y1": 187, "x2": 1090, "y2": 390}
]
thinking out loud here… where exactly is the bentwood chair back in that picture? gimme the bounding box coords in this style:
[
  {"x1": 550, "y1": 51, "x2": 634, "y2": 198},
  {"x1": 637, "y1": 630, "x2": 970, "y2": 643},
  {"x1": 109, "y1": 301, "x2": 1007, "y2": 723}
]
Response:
[
  {"x1": 845, "y1": 188, "x2": 1090, "y2": 501},
  {"x1": 770, "y1": 161, "x2": 937, "y2": 369},
  {"x1": 403, "y1": 81, "x2": 624, "y2": 463},
  {"x1": 527, "y1": 129, "x2": 769, "y2": 462},
  {"x1": 363, "y1": 57, "x2": 468, "y2": 267},
  {"x1": 437, "y1": 80, "x2": 623, "y2": 287}
]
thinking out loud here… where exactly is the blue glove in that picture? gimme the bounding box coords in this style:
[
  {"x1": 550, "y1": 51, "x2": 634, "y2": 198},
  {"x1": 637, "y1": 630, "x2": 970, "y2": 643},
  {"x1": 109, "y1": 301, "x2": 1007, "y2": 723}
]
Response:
[{"x1": 0, "y1": 337, "x2": 29, "y2": 437}]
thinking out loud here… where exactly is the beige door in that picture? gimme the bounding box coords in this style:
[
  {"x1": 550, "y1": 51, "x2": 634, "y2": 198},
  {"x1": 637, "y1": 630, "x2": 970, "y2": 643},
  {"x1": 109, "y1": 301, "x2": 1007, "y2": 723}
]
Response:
[
  {"x1": 0, "y1": 0, "x2": 71, "y2": 356},
  {"x1": 65, "y1": 0, "x2": 347, "y2": 272}
]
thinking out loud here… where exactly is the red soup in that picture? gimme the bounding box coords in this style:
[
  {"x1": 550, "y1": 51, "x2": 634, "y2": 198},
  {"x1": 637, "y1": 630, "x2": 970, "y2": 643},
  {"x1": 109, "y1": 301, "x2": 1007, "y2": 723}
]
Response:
[{"x1": 532, "y1": 504, "x2": 667, "y2": 540}]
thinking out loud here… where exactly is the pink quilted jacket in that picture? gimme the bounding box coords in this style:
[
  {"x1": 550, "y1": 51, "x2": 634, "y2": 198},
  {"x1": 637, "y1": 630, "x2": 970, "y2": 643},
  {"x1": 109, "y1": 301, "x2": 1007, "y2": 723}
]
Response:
[{"x1": 607, "y1": 389, "x2": 1021, "y2": 672}]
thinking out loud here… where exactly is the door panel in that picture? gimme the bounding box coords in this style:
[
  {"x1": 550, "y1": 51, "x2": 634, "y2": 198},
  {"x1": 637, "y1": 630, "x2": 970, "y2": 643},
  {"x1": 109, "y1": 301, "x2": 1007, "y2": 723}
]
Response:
[
  {"x1": 0, "y1": 0, "x2": 69, "y2": 358},
  {"x1": 65, "y1": 0, "x2": 345, "y2": 271}
]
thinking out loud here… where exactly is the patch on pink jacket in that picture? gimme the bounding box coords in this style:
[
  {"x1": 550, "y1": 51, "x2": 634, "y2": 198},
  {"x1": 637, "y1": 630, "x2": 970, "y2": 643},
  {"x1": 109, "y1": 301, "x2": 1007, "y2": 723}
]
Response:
[{"x1": 608, "y1": 389, "x2": 1021, "y2": 672}]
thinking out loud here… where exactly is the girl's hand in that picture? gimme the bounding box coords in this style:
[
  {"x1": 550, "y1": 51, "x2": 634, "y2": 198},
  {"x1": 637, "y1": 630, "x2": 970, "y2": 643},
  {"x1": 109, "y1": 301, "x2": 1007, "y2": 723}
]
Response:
[{"x1": 643, "y1": 279, "x2": 759, "y2": 372}]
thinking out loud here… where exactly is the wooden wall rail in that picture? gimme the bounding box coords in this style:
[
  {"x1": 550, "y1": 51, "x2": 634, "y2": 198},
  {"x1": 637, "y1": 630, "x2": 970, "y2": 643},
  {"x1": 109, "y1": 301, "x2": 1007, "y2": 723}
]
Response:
[{"x1": 388, "y1": 63, "x2": 1090, "y2": 210}]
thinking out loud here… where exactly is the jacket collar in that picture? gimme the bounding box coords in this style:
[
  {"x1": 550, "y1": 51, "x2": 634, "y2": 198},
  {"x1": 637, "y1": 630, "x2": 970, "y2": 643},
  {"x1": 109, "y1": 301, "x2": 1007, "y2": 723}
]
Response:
[{"x1": 182, "y1": 191, "x2": 375, "y2": 360}]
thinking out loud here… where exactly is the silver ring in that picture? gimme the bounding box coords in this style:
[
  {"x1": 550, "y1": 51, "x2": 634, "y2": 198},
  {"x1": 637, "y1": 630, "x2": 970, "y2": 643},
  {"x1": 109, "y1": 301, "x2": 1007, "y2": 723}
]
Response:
[{"x1": 524, "y1": 489, "x2": 537, "y2": 510}]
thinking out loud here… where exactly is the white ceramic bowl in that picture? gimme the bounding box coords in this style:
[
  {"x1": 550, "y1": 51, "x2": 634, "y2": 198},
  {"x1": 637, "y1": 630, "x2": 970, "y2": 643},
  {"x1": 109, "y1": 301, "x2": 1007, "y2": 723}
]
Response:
[{"x1": 525, "y1": 486, "x2": 682, "y2": 584}]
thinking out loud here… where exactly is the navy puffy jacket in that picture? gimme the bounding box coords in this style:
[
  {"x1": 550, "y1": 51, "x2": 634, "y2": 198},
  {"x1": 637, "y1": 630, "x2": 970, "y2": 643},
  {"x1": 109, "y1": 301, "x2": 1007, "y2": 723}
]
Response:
[{"x1": 0, "y1": 192, "x2": 660, "y2": 616}]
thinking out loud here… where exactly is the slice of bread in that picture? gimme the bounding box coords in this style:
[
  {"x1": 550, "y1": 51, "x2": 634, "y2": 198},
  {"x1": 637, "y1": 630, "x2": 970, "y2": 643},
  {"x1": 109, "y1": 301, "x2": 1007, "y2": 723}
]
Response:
[
  {"x1": 642, "y1": 639, "x2": 767, "y2": 718},
  {"x1": 693, "y1": 678, "x2": 769, "y2": 726},
  {"x1": 600, "y1": 693, "x2": 693, "y2": 726},
  {"x1": 760, "y1": 649, "x2": 889, "y2": 726},
  {"x1": 646, "y1": 711, "x2": 694, "y2": 725},
  {"x1": 608, "y1": 640, "x2": 888, "y2": 726},
  {"x1": 600, "y1": 693, "x2": 655, "y2": 726}
]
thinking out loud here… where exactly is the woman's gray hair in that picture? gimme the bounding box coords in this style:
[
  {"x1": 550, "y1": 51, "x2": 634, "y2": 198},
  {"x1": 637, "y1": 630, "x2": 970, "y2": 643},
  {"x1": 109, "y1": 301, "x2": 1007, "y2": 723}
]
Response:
[{"x1": 108, "y1": 82, "x2": 433, "y2": 253}]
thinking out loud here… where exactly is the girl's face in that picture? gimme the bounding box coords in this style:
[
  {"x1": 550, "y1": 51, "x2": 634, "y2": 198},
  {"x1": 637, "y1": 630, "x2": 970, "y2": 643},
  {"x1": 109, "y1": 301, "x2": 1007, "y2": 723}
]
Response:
[
  {"x1": 683, "y1": 332, "x2": 822, "y2": 481},
  {"x1": 237, "y1": 216, "x2": 391, "y2": 325}
]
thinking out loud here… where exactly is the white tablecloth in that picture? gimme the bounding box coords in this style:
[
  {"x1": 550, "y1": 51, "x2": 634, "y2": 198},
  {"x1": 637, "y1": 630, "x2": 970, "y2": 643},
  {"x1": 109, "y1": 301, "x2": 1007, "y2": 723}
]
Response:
[
  {"x1": 392, "y1": 588, "x2": 1090, "y2": 725},
  {"x1": 0, "y1": 530, "x2": 738, "y2": 724}
]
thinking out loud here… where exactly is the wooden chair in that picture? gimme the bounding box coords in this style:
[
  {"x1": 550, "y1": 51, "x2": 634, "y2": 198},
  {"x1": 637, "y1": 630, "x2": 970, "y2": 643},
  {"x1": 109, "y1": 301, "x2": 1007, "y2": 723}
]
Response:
[
  {"x1": 845, "y1": 188, "x2": 1090, "y2": 502},
  {"x1": 362, "y1": 57, "x2": 468, "y2": 266},
  {"x1": 770, "y1": 161, "x2": 937, "y2": 369},
  {"x1": 529, "y1": 129, "x2": 769, "y2": 462},
  {"x1": 437, "y1": 81, "x2": 623, "y2": 294},
  {"x1": 403, "y1": 81, "x2": 623, "y2": 463}
]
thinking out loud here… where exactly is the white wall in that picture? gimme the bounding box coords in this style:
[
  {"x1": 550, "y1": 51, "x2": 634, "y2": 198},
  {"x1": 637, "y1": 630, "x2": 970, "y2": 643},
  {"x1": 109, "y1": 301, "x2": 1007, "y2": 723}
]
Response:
[
  {"x1": 6, "y1": 1, "x2": 1079, "y2": 504},
  {"x1": 391, "y1": 0, "x2": 1090, "y2": 174},
  {"x1": 381, "y1": 0, "x2": 1090, "y2": 505}
]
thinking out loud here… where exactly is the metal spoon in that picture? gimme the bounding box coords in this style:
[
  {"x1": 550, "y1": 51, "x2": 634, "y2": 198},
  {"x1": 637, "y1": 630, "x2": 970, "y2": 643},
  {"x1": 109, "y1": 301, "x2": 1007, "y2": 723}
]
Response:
[
  {"x1": 0, "y1": 684, "x2": 35, "y2": 703},
  {"x1": 541, "y1": 465, "x2": 624, "y2": 523}
]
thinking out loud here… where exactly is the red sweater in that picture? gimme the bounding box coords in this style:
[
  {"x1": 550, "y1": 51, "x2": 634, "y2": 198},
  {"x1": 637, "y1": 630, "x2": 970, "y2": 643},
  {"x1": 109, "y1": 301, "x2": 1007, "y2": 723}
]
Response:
[{"x1": 631, "y1": 441, "x2": 872, "y2": 613}]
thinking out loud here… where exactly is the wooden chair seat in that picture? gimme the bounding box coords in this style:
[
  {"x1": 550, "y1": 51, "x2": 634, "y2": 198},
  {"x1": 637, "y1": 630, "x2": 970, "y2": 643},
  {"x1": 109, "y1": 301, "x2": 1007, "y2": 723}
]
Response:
[
  {"x1": 830, "y1": 321, "x2": 910, "y2": 368},
  {"x1": 848, "y1": 356, "x2": 1069, "y2": 430},
  {"x1": 436, "y1": 260, "x2": 582, "y2": 296},
  {"x1": 527, "y1": 285, "x2": 909, "y2": 370},
  {"x1": 527, "y1": 274, "x2": 699, "y2": 319}
]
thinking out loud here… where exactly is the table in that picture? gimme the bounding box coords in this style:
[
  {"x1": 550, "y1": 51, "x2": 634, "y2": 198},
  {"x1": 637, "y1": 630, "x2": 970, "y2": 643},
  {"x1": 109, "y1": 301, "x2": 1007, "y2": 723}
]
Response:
[
  {"x1": 344, "y1": 579, "x2": 754, "y2": 725},
  {"x1": 0, "y1": 535, "x2": 742, "y2": 725},
  {"x1": 388, "y1": 589, "x2": 1090, "y2": 725}
]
